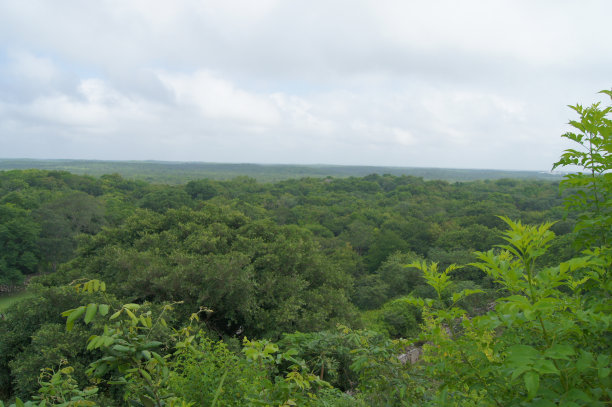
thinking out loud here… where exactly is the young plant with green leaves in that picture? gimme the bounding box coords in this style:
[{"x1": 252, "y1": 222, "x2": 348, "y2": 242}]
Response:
[
  {"x1": 553, "y1": 89, "x2": 612, "y2": 247},
  {"x1": 0, "y1": 362, "x2": 98, "y2": 407},
  {"x1": 398, "y1": 217, "x2": 611, "y2": 406},
  {"x1": 57, "y1": 280, "x2": 191, "y2": 407}
]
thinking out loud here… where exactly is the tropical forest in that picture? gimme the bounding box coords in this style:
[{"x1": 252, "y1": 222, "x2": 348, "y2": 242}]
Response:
[{"x1": 0, "y1": 92, "x2": 610, "y2": 406}]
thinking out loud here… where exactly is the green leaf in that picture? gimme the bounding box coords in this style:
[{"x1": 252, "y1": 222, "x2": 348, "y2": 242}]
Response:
[
  {"x1": 151, "y1": 352, "x2": 165, "y2": 364},
  {"x1": 112, "y1": 344, "x2": 133, "y2": 353},
  {"x1": 265, "y1": 343, "x2": 279, "y2": 354},
  {"x1": 93, "y1": 364, "x2": 110, "y2": 377},
  {"x1": 524, "y1": 371, "x2": 539, "y2": 400},
  {"x1": 86, "y1": 335, "x2": 102, "y2": 350},
  {"x1": 506, "y1": 344, "x2": 539, "y2": 366},
  {"x1": 511, "y1": 365, "x2": 531, "y2": 381},
  {"x1": 533, "y1": 298, "x2": 560, "y2": 313},
  {"x1": 98, "y1": 303, "x2": 110, "y2": 316},
  {"x1": 544, "y1": 344, "x2": 575, "y2": 360},
  {"x1": 139, "y1": 368, "x2": 152, "y2": 381},
  {"x1": 162, "y1": 366, "x2": 169, "y2": 380},
  {"x1": 533, "y1": 359, "x2": 559, "y2": 375},
  {"x1": 596, "y1": 354, "x2": 610, "y2": 368},
  {"x1": 576, "y1": 350, "x2": 594, "y2": 373},
  {"x1": 452, "y1": 288, "x2": 484, "y2": 304},
  {"x1": 139, "y1": 394, "x2": 156, "y2": 407},
  {"x1": 244, "y1": 347, "x2": 258, "y2": 360},
  {"x1": 565, "y1": 388, "x2": 591, "y2": 403},
  {"x1": 142, "y1": 341, "x2": 163, "y2": 349},
  {"x1": 65, "y1": 306, "x2": 86, "y2": 331},
  {"x1": 84, "y1": 303, "x2": 98, "y2": 324},
  {"x1": 125, "y1": 308, "x2": 138, "y2": 324},
  {"x1": 400, "y1": 297, "x2": 424, "y2": 307}
]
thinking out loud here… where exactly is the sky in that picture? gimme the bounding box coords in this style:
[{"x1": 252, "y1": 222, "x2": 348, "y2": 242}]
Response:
[{"x1": 0, "y1": 1, "x2": 610, "y2": 171}]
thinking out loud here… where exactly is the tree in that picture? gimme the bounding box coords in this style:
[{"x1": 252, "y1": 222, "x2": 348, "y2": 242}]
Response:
[
  {"x1": 34, "y1": 192, "x2": 106, "y2": 272},
  {"x1": 0, "y1": 285, "x2": 108, "y2": 400},
  {"x1": 55, "y1": 206, "x2": 356, "y2": 338},
  {"x1": 553, "y1": 89, "x2": 612, "y2": 247},
  {"x1": 0, "y1": 204, "x2": 40, "y2": 285},
  {"x1": 376, "y1": 251, "x2": 423, "y2": 298},
  {"x1": 185, "y1": 179, "x2": 222, "y2": 201},
  {"x1": 138, "y1": 186, "x2": 192, "y2": 213}
]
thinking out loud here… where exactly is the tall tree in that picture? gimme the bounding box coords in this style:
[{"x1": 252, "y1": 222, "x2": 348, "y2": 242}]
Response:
[{"x1": 0, "y1": 204, "x2": 40, "y2": 285}]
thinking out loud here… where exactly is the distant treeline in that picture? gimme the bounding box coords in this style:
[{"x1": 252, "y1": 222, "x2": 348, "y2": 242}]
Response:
[{"x1": 0, "y1": 159, "x2": 563, "y2": 183}]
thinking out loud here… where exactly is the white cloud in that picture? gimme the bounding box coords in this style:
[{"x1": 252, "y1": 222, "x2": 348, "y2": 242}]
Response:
[
  {"x1": 271, "y1": 93, "x2": 336, "y2": 135},
  {"x1": 158, "y1": 70, "x2": 281, "y2": 127}
]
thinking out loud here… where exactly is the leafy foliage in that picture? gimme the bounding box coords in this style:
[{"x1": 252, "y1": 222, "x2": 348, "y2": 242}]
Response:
[
  {"x1": 0, "y1": 204, "x2": 40, "y2": 285},
  {"x1": 553, "y1": 90, "x2": 612, "y2": 246},
  {"x1": 50, "y1": 207, "x2": 357, "y2": 338}
]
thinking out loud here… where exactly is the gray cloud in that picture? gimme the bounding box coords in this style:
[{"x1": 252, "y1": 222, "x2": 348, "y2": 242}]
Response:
[{"x1": 0, "y1": 0, "x2": 610, "y2": 170}]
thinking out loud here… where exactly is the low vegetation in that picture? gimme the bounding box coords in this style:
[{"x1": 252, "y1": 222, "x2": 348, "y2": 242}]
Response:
[{"x1": 0, "y1": 291, "x2": 35, "y2": 313}]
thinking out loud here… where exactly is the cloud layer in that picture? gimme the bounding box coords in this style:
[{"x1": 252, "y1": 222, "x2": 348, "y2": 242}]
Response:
[{"x1": 1, "y1": 0, "x2": 611, "y2": 170}]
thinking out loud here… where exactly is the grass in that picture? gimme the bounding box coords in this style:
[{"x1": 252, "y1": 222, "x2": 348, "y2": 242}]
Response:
[{"x1": 0, "y1": 290, "x2": 36, "y2": 312}]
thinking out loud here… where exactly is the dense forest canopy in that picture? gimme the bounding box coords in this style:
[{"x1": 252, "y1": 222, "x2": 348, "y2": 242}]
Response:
[
  {"x1": 0, "y1": 169, "x2": 569, "y2": 289},
  {"x1": 0, "y1": 91, "x2": 610, "y2": 406}
]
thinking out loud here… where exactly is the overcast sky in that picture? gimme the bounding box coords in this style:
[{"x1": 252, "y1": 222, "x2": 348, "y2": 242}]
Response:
[{"x1": 0, "y1": 1, "x2": 610, "y2": 170}]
